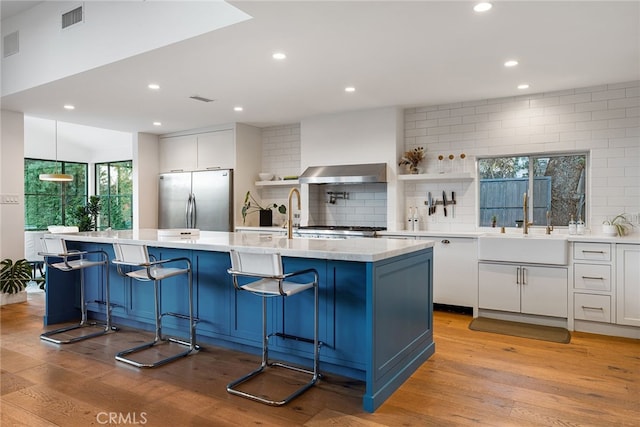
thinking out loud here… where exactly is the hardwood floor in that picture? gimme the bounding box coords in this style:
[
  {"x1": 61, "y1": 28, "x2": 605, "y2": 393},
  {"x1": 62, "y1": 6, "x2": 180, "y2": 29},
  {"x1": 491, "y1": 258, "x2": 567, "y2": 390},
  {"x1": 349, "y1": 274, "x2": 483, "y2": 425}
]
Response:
[{"x1": 2, "y1": 292, "x2": 638, "y2": 426}]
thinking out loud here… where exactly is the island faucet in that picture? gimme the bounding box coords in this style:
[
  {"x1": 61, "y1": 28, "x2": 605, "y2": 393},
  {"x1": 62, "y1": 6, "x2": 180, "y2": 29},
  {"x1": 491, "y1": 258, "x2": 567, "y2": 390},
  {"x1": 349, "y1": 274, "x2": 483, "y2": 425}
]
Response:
[
  {"x1": 523, "y1": 192, "x2": 533, "y2": 235},
  {"x1": 287, "y1": 187, "x2": 300, "y2": 239},
  {"x1": 545, "y1": 211, "x2": 554, "y2": 235}
]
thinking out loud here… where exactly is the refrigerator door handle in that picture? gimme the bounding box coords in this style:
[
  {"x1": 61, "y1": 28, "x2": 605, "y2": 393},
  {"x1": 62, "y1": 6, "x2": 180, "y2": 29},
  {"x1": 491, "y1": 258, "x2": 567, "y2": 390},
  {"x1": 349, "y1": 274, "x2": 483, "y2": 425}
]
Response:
[
  {"x1": 185, "y1": 194, "x2": 192, "y2": 228},
  {"x1": 191, "y1": 193, "x2": 197, "y2": 228}
]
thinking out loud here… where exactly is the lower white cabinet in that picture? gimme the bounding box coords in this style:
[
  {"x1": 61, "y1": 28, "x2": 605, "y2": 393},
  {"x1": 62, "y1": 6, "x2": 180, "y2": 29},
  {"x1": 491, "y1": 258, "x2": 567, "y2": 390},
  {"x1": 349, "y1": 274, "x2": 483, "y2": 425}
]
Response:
[
  {"x1": 616, "y1": 244, "x2": 640, "y2": 327},
  {"x1": 478, "y1": 262, "x2": 568, "y2": 318},
  {"x1": 421, "y1": 237, "x2": 477, "y2": 308}
]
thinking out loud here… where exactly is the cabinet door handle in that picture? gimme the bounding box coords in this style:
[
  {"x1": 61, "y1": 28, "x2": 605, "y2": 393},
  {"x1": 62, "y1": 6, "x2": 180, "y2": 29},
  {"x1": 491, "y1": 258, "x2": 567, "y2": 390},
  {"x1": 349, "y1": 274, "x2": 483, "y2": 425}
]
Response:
[
  {"x1": 522, "y1": 267, "x2": 527, "y2": 285},
  {"x1": 582, "y1": 276, "x2": 604, "y2": 280},
  {"x1": 441, "y1": 239, "x2": 450, "y2": 244},
  {"x1": 516, "y1": 267, "x2": 521, "y2": 284},
  {"x1": 582, "y1": 250, "x2": 605, "y2": 254},
  {"x1": 582, "y1": 306, "x2": 604, "y2": 311}
]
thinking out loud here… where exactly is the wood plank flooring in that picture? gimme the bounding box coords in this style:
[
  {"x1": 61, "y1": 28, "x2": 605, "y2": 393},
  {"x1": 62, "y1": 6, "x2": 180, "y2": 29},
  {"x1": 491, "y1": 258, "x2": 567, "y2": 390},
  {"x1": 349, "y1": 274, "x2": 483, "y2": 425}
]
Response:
[{"x1": 2, "y1": 292, "x2": 638, "y2": 426}]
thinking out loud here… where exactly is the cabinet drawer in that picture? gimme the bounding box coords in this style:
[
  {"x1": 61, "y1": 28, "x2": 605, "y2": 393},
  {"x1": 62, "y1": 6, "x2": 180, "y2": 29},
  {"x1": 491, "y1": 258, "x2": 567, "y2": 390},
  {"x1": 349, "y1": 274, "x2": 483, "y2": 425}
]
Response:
[
  {"x1": 574, "y1": 264, "x2": 611, "y2": 291},
  {"x1": 573, "y1": 243, "x2": 611, "y2": 261},
  {"x1": 574, "y1": 293, "x2": 611, "y2": 323}
]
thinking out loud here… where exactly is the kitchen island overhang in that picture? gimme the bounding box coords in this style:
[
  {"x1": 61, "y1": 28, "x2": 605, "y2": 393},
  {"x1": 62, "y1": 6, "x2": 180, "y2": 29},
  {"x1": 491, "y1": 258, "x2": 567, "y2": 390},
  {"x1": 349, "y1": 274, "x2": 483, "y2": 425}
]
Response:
[{"x1": 42, "y1": 230, "x2": 435, "y2": 412}]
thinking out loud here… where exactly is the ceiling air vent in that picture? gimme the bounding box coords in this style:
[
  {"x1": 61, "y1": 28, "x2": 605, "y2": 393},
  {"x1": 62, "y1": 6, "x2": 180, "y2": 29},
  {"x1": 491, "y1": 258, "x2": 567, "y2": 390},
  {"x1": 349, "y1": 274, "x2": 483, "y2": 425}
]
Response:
[
  {"x1": 3, "y1": 31, "x2": 19, "y2": 58},
  {"x1": 189, "y1": 95, "x2": 215, "y2": 103},
  {"x1": 62, "y1": 6, "x2": 83, "y2": 29}
]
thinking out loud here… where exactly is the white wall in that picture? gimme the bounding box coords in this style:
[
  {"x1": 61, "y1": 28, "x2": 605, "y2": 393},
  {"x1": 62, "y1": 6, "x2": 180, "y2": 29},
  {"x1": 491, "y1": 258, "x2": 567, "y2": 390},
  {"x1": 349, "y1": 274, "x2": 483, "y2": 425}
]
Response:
[
  {"x1": 0, "y1": 110, "x2": 25, "y2": 261},
  {"x1": 403, "y1": 80, "x2": 640, "y2": 232}
]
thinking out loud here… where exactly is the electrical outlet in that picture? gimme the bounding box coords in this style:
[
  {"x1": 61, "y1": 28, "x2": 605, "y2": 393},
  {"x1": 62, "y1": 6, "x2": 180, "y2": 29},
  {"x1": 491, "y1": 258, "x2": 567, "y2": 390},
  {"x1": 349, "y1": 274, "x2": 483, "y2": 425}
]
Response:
[
  {"x1": 0, "y1": 194, "x2": 20, "y2": 204},
  {"x1": 630, "y1": 213, "x2": 640, "y2": 225}
]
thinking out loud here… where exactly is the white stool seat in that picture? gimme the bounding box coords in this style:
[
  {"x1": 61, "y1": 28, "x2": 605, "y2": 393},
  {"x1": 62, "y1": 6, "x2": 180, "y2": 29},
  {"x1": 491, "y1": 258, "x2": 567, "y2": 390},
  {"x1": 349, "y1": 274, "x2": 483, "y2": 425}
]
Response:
[
  {"x1": 126, "y1": 266, "x2": 189, "y2": 282},
  {"x1": 239, "y1": 278, "x2": 314, "y2": 296},
  {"x1": 50, "y1": 258, "x2": 106, "y2": 271}
]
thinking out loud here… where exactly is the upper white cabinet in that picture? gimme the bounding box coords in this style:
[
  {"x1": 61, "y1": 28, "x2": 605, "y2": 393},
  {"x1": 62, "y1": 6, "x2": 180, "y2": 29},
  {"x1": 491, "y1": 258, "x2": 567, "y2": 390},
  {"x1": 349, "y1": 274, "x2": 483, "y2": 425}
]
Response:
[
  {"x1": 159, "y1": 129, "x2": 234, "y2": 172},
  {"x1": 616, "y1": 244, "x2": 640, "y2": 327},
  {"x1": 197, "y1": 129, "x2": 235, "y2": 170},
  {"x1": 159, "y1": 135, "x2": 197, "y2": 172}
]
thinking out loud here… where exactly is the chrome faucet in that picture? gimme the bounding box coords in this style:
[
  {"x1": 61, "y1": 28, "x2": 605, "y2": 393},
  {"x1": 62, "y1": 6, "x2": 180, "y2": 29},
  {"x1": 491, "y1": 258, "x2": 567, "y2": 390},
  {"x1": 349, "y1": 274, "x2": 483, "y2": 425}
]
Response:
[
  {"x1": 523, "y1": 192, "x2": 533, "y2": 235},
  {"x1": 287, "y1": 187, "x2": 300, "y2": 239}
]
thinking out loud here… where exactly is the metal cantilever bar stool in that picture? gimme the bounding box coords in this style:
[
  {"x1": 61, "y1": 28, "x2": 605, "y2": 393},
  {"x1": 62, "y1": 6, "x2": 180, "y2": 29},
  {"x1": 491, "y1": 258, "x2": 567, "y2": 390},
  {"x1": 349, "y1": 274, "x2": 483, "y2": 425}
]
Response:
[
  {"x1": 227, "y1": 249, "x2": 320, "y2": 406},
  {"x1": 39, "y1": 236, "x2": 113, "y2": 344},
  {"x1": 112, "y1": 242, "x2": 198, "y2": 368}
]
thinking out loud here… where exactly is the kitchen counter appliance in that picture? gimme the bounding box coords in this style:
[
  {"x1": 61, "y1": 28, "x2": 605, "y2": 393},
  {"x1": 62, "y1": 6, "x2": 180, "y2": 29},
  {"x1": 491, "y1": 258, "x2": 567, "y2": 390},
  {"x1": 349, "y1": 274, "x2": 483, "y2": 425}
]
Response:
[{"x1": 294, "y1": 225, "x2": 386, "y2": 239}]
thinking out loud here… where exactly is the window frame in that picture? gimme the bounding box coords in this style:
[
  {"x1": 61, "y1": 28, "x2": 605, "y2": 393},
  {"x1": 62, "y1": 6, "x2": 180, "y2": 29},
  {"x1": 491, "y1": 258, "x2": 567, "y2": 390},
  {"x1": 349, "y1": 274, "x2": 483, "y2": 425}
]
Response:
[
  {"x1": 477, "y1": 152, "x2": 588, "y2": 229},
  {"x1": 24, "y1": 158, "x2": 88, "y2": 231},
  {"x1": 94, "y1": 160, "x2": 133, "y2": 230}
]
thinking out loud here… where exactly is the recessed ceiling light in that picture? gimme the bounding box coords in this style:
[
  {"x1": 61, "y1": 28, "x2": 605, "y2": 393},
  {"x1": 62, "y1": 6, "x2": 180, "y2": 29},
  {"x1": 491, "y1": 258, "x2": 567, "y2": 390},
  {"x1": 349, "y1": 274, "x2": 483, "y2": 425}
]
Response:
[
  {"x1": 517, "y1": 84, "x2": 530, "y2": 90},
  {"x1": 504, "y1": 60, "x2": 519, "y2": 67},
  {"x1": 63, "y1": 104, "x2": 75, "y2": 110},
  {"x1": 345, "y1": 86, "x2": 356, "y2": 93},
  {"x1": 272, "y1": 52, "x2": 286, "y2": 60},
  {"x1": 473, "y1": 2, "x2": 492, "y2": 12},
  {"x1": 148, "y1": 83, "x2": 160, "y2": 90},
  {"x1": 234, "y1": 106, "x2": 243, "y2": 112},
  {"x1": 153, "y1": 122, "x2": 162, "y2": 126}
]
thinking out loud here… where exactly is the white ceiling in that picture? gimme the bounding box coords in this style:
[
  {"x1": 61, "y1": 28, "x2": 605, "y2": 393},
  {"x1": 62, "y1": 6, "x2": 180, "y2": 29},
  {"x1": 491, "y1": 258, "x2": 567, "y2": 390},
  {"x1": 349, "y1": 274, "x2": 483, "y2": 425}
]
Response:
[{"x1": 1, "y1": 1, "x2": 639, "y2": 136}]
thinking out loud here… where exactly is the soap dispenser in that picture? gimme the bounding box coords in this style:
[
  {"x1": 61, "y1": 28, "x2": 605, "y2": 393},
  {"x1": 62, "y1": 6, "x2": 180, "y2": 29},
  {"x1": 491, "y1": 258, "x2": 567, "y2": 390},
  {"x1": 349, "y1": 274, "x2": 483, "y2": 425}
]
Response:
[
  {"x1": 413, "y1": 207, "x2": 419, "y2": 231},
  {"x1": 408, "y1": 207, "x2": 414, "y2": 231},
  {"x1": 568, "y1": 215, "x2": 577, "y2": 235}
]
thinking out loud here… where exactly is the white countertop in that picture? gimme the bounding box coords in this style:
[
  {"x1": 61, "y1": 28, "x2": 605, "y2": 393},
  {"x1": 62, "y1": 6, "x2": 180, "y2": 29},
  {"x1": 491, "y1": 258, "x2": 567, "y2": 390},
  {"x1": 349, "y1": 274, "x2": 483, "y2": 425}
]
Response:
[{"x1": 59, "y1": 229, "x2": 433, "y2": 262}]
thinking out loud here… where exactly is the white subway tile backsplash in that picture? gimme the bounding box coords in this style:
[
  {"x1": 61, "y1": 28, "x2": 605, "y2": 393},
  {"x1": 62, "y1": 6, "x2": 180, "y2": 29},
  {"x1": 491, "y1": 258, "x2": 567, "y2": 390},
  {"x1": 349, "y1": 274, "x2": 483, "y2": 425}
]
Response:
[{"x1": 402, "y1": 80, "x2": 640, "y2": 231}]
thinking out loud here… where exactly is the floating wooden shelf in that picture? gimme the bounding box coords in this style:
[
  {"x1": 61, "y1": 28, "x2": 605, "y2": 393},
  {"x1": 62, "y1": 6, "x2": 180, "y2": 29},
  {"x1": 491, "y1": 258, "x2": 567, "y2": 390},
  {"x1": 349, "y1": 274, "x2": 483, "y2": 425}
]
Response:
[
  {"x1": 398, "y1": 172, "x2": 474, "y2": 182},
  {"x1": 255, "y1": 179, "x2": 300, "y2": 187}
]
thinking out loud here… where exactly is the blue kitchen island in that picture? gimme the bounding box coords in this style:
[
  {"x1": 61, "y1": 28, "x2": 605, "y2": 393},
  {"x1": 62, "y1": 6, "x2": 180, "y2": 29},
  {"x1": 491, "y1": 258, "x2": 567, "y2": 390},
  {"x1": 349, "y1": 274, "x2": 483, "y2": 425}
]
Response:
[{"x1": 43, "y1": 230, "x2": 435, "y2": 412}]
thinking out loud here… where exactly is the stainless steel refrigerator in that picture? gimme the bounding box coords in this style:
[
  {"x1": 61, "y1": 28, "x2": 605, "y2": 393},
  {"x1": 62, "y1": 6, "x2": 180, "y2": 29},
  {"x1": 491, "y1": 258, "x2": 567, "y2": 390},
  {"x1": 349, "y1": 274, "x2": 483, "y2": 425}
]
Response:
[{"x1": 158, "y1": 169, "x2": 233, "y2": 231}]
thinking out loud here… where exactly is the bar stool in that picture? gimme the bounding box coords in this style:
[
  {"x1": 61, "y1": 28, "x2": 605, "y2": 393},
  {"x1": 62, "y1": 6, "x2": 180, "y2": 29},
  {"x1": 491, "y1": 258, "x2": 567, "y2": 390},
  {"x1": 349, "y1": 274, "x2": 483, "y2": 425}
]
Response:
[
  {"x1": 112, "y1": 242, "x2": 198, "y2": 368},
  {"x1": 39, "y1": 236, "x2": 113, "y2": 344},
  {"x1": 227, "y1": 249, "x2": 320, "y2": 406}
]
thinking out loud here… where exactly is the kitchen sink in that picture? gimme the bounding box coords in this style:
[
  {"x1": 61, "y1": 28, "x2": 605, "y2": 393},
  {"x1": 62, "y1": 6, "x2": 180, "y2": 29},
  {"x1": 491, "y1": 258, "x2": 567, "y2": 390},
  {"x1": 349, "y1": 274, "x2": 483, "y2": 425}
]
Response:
[{"x1": 478, "y1": 233, "x2": 568, "y2": 265}]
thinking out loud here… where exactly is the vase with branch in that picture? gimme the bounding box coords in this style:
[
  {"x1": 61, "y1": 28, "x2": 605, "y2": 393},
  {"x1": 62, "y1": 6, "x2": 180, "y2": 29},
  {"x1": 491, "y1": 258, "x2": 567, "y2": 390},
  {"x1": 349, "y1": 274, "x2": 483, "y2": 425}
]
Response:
[{"x1": 399, "y1": 146, "x2": 425, "y2": 174}]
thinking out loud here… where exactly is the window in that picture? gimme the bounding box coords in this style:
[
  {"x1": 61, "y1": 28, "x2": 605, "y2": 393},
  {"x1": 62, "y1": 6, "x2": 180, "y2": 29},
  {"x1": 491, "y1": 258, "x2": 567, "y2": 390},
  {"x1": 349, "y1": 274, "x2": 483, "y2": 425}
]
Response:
[
  {"x1": 24, "y1": 159, "x2": 88, "y2": 230},
  {"x1": 95, "y1": 161, "x2": 133, "y2": 230},
  {"x1": 478, "y1": 153, "x2": 587, "y2": 228}
]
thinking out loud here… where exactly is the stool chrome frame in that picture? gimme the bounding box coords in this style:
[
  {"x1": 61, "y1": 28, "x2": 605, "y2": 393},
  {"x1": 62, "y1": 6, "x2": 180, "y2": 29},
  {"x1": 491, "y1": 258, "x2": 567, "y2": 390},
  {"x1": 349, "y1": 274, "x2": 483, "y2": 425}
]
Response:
[
  {"x1": 112, "y1": 242, "x2": 198, "y2": 368},
  {"x1": 39, "y1": 237, "x2": 113, "y2": 344},
  {"x1": 227, "y1": 249, "x2": 320, "y2": 406}
]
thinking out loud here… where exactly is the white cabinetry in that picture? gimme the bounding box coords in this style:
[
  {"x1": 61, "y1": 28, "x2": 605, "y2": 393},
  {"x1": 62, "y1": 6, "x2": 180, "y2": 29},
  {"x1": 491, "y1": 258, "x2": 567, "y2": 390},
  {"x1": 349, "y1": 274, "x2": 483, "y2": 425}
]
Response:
[
  {"x1": 478, "y1": 262, "x2": 568, "y2": 318},
  {"x1": 159, "y1": 129, "x2": 234, "y2": 172},
  {"x1": 419, "y1": 237, "x2": 477, "y2": 309},
  {"x1": 572, "y1": 242, "x2": 613, "y2": 323},
  {"x1": 616, "y1": 244, "x2": 640, "y2": 327}
]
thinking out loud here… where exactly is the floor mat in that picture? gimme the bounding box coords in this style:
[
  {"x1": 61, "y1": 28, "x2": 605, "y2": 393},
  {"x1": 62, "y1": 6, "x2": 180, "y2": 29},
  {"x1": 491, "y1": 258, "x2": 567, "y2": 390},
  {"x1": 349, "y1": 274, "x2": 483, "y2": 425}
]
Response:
[{"x1": 469, "y1": 317, "x2": 571, "y2": 343}]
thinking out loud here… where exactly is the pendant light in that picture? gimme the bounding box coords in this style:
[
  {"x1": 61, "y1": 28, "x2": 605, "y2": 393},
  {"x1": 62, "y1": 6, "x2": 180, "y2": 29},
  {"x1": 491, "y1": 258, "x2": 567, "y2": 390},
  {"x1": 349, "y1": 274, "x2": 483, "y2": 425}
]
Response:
[{"x1": 39, "y1": 121, "x2": 73, "y2": 182}]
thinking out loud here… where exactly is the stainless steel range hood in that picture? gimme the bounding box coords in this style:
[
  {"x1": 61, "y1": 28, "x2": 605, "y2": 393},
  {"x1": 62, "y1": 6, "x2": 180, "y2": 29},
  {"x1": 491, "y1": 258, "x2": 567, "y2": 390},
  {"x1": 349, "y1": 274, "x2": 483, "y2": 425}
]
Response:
[{"x1": 298, "y1": 163, "x2": 387, "y2": 184}]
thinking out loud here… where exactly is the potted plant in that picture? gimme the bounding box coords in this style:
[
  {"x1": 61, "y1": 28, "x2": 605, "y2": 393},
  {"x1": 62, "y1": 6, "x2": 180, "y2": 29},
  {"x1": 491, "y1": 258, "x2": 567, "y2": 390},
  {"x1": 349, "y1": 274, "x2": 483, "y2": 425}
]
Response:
[
  {"x1": 0, "y1": 258, "x2": 43, "y2": 305},
  {"x1": 242, "y1": 191, "x2": 287, "y2": 226},
  {"x1": 399, "y1": 146, "x2": 425, "y2": 174},
  {"x1": 602, "y1": 214, "x2": 634, "y2": 237},
  {"x1": 70, "y1": 196, "x2": 101, "y2": 231}
]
